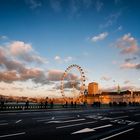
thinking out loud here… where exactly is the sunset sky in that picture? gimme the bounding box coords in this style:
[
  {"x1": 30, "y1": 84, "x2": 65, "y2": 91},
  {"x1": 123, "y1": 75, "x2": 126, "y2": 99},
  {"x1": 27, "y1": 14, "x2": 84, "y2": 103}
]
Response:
[{"x1": 0, "y1": 0, "x2": 140, "y2": 98}]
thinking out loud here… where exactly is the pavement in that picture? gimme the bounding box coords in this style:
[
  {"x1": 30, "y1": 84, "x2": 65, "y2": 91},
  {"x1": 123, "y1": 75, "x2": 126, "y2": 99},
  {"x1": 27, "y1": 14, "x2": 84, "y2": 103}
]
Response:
[{"x1": 0, "y1": 107, "x2": 140, "y2": 140}]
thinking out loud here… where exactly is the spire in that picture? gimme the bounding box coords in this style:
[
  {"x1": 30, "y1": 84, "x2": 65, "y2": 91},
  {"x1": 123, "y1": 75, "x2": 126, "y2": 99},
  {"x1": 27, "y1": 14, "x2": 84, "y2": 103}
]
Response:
[{"x1": 117, "y1": 84, "x2": 121, "y2": 94}]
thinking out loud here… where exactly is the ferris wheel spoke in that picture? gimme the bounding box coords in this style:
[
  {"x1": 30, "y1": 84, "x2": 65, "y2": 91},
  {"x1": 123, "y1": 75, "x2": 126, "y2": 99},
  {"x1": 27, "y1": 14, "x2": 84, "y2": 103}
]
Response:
[{"x1": 61, "y1": 64, "x2": 86, "y2": 102}]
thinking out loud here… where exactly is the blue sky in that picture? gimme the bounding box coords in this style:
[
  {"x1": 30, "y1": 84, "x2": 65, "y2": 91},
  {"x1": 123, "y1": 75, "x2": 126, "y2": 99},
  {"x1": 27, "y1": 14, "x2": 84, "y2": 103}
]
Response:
[{"x1": 0, "y1": 0, "x2": 140, "y2": 97}]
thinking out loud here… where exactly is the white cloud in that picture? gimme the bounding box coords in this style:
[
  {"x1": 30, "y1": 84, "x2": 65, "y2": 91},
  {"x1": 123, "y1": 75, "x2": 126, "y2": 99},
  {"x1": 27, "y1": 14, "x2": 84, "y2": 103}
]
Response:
[
  {"x1": 47, "y1": 69, "x2": 78, "y2": 81},
  {"x1": 95, "y1": 0, "x2": 103, "y2": 12},
  {"x1": 120, "y1": 62, "x2": 140, "y2": 70},
  {"x1": 0, "y1": 40, "x2": 50, "y2": 84},
  {"x1": 112, "y1": 60, "x2": 118, "y2": 64},
  {"x1": 114, "y1": 0, "x2": 121, "y2": 5},
  {"x1": 115, "y1": 33, "x2": 139, "y2": 54},
  {"x1": 50, "y1": 0, "x2": 62, "y2": 12},
  {"x1": 27, "y1": 0, "x2": 42, "y2": 9},
  {"x1": 54, "y1": 56, "x2": 61, "y2": 61},
  {"x1": 54, "y1": 55, "x2": 73, "y2": 63},
  {"x1": 101, "y1": 85, "x2": 136, "y2": 92},
  {"x1": 124, "y1": 80, "x2": 131, "y2": 84},
  {"x1": 0, "y1": 35, "x2": 8, "y2": 40},
  {"x1": 10, "y1": 41, "x2": 32, "y2": 55},
  {"x1": 91, "y1": 32, "x2": 108, "y2": 42},
  {"x1": 64, "y1": 56, "x2": 73, "y2": 62},
  {"x1": 100, "y1": 11, "x2": 121, "y2": 28},
  {"x1": 117, "y1": 25, "x2": 122, "y2": 31},
  {"x1": 101, "y1": 75, "x2": 112, "y2": 81},
  {"x1": 9, "y1": 41, "x2": 48, "y2": 64}
]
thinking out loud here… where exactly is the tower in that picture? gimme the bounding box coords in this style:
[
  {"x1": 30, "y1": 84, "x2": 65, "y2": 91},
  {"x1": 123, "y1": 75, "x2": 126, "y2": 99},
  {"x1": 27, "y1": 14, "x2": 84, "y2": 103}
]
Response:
[
  {"x1": 117, "y1": 84, "x2": 121, "y2": 94},
  {"x1": 88, "y1": 82, "x2": 99, "y2": 95}
]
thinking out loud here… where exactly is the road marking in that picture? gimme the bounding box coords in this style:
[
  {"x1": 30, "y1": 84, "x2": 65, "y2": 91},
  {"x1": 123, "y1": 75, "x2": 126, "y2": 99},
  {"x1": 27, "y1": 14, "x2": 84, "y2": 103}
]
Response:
[
  {"x1": 128, "y1": 122, "x2": 139, "y2": 125},
  {"x1": 46, "y1": 118, "x2": 85, "y2": 124},
  {"x1": 57, "y1": 117, "x2": 75, "y2": 120},
  {"x1": 111, "y1": 116, "x2": 128, "y2": 120},
  {"x1": 72, "y1": 124, "x2": 112, "y2": 134},
  {"x1": 56, "y1": 116, "x2": 72, "y2": 118},
  {"x1": 100, "y1": 128, "x2": 134, "y2": 140},
  {"x1": 101, "y1": 117, "x2": 112, "y2": 120},
  {"x1": 32, "y1": 117, "x2": 50, "y2": 120},
  {"x1": 56, "y1": 121, "x2": 97, "y2": 129},
  {"x1": 51, "y1": 117, "x2": 55, "y2": 120},
  {"x1": 37, "y1": 117, "x2": 75, "y2": 122},
  {"x1": 0, "y1": 132, "x2": 25, "y2": 138},
  {"x1": 92, "y1": 124, "x2": 112, "y2": 130},
  {"x1": 72, "y1": 128, "x2": 95, "y2": 134},
  {"x1": 77, "y1": 115, "x2": 80, "y2": 117},
  {"x1": 110, "y1": 111, "x2": 124, "y2": 114},
  {"x1": 58, "y1": 118, "x2": 85, "y2": 123},
  {"x1": 134, "y1": 113, "x2": 140, "y2": 116},
  {"x1": 46, "y1": 121, "x2": 60, "y2": 123},
  {"x1": 15, "y1": 120, "x2": 22, "y2": 124},
  {"x1": 37, "y1": 119, "x2": 52, "y2": 122},
  {"x1": 86, "y1": 115, "x2": 100, "y2": 119},
  {"x1": 0, "y1": 123, "x2": 8, "y2": 126}
]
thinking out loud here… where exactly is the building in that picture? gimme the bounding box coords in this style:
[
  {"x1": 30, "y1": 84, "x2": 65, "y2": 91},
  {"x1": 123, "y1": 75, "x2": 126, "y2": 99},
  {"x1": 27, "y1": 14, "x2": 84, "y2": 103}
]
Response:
[
  {"x1": 85, "y1": 90, "x2": 140, "y2": 105},
  {"x1": 88, "y1": 82, "x2": 99, "y2": 95}
]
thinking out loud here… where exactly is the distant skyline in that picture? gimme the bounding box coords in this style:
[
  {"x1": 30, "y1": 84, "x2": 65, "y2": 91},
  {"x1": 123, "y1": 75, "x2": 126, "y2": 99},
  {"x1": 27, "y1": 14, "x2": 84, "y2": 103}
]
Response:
[{"x1": 0, "y1": 0, "x2": 140, "y2": 98}]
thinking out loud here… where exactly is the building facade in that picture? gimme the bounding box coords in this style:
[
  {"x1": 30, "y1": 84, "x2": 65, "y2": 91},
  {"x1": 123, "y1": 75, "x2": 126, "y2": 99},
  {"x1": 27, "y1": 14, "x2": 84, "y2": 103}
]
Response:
[
  {"x1": 88, "y1": 82, "x2": 99, "y2": 95},
  {"x1": 85, "y1": 90, "x2": 140, "y2": 104}
]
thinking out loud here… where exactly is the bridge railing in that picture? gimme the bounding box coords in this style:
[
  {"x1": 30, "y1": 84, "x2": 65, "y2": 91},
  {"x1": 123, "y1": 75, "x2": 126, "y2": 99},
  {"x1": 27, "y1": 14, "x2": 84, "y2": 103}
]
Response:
[
  {"x1": 0, "y1": 102, "x2": 87, "y2": 111},
  {"x1": 0, "y1": 101, "x2": 140, "y2": 111}
]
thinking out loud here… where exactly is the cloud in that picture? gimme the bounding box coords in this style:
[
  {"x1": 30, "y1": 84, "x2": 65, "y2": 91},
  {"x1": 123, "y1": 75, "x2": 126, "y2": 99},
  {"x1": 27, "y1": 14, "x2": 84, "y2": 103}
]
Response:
[
  {"x1": 117, "y1": 25, "x2": 122, "y2": 31},
  {"x1": 47, "y1": 70, "x2": 64, "y2": 81},
  {"x1": 100, "y1": 11, "x2": 121, "y2": 28},
  {"x1": 112, "y1": 60, "x2": 118, "y2": 64},
  {"x1": 0, "y1": 71, "x2": 19, "y2": 83},
  {"x1": 69, "y1": 0, "x2": 93, "y2": 17},
  {"x1": 82, "y1": 0, "x2": 92, "y2": 9},
  {"x1": 101, "y1": 76, "x2": 112, "y2": 81},
  {"x1": 125, "y1": 56, "x2": 137, "y2": 62},
  {"x1": 26, "y1": 0, "x2": 42, "y2": 9},
  {"x1": 0, "y1": 35, "x2": 8, "y2": 40},
  {"x1": 0, "y1": 48, "x2": 25, "y2": 72},
  {"x1": 120, "y1": 62, "x2": 140, "y2": 70},
  {"x1": 64, "y1": 56, "x2": 73, "y2": 62},
  {"x1": 47, "y1": 69, "x2": 78, "y2": 81},
  {"x1": 10, "y1": 41, "x2": 32, "y2": 55},
  {"x1": 54, "y1": 55, "x2": 62, "y2": 63},
  {"x1": 54, "y1": 56, "x2": 61, "y2": 61},
  {"x1": 115, "y1": 33, "x2": 139, "y2": 54},
  {"x1": 55, "y1": 81, "x2": 80, "y2": 90},
  {"x1": 114, "y1": 0, "x2": 121, "y2": 5},
  {"x1": 91, "y1": 32, "x2": 108, "y2": 42},
  {"x1": 49, "y1": 0, "x2": 62, "y2": 12},
  {"x1": 0, "y1": 41, "x2": 49, "y2": 84},
  {"x1": 0, "y1": 42, "x2": 77, "y2": 85},
  {"x1": 54, "y1": 55, "x2": 73, "y2": 63},
  {"x1": 95, "y1": 0, "x2": 103, "y2": 12},
  {"x1": 124, "y1": 80, "x2": 131, "y2": 84},
  {"x1": 9, "y1": 41, "x2": 48, "y2": 64},
  {"x1": 101, "y1": 85, "x2": 136, "y2": 92},
  {"x1": 114, "y1": 25, "x2": 123, "y2": 32},
  {"x1": 0, "y1": 66, "x2": 48, "y2": 85}
]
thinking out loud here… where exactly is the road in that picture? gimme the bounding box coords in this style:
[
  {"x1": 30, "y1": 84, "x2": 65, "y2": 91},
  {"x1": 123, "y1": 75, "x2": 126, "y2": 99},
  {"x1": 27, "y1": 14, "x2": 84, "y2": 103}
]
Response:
[{"x1": 0, "y1": 107, "x2": 140, "y2": 140}]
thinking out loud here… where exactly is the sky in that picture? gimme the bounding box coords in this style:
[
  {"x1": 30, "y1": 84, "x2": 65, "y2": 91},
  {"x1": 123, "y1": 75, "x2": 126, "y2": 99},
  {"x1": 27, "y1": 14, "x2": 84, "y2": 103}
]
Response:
[{"x1": 0, "y1": 0, "x2": 140, "y2": 98}]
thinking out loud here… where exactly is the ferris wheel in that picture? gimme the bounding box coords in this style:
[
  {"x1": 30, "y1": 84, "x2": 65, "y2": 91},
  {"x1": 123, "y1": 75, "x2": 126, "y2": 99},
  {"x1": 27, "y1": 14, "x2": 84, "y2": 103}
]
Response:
[{"x1": 61, "y1": 64, "x2": 86, "y2": 100}]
